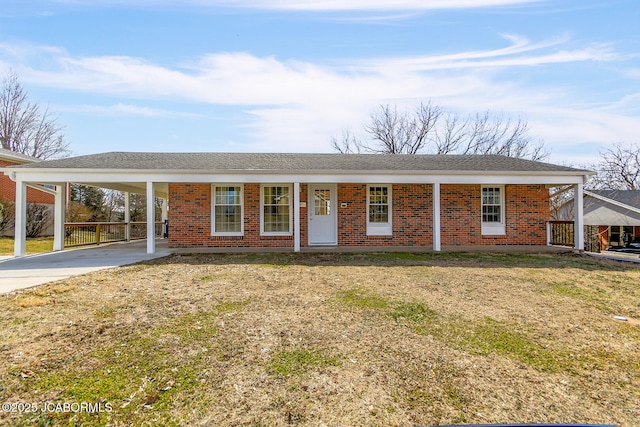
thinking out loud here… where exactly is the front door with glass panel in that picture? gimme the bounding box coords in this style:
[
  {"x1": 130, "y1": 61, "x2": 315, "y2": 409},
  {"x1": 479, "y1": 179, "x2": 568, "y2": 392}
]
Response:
[{"x1": 308, "y1": 184, "x2": 337, "y2": 245}]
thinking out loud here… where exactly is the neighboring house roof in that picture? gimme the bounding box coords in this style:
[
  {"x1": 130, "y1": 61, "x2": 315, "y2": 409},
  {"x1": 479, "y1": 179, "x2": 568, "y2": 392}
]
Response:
[
  {"x1": 7, "y1": 152, "x2": 591, "y2": 174},
  {"x1": 586, "y1": 190, "x2": 640, "y2": 208},
  {"x1": 0, "y1": 148, "x2": 41, "y2": 164},
  {"x1": 583, "y1": 190, "x2": 640, "y2": 226}
]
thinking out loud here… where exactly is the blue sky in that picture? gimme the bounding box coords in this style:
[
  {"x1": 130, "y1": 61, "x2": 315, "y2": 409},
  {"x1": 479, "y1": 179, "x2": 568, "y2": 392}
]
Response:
[{"x1": 0, "y1": 0, "x2": 638, "y2": 165}]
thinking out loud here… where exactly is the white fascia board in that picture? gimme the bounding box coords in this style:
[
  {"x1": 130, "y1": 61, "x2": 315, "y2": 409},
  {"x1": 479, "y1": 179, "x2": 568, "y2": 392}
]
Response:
[
  {"x1": 7, "y1": 168, "x2": 590, "y2": 186},
  {"x1": 0, "y1": 153, "x2": 39, "y2": 164}
]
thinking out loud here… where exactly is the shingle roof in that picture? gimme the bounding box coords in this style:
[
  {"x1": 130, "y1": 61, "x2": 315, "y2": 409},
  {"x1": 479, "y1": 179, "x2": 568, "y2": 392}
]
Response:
[
  {"x1": 8, "y1": 152, "x2": 591, "y2": 174},
  {"x1": 586, "y1": 190, "x2": 640, "y2": 208}
]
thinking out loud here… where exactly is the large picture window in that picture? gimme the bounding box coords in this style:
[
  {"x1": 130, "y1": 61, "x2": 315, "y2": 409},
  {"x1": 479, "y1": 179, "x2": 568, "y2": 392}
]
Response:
[
  {"x1": 481, "y1": 186, "x2": 505, "y2": 235},
  {"x1": 367, "y1": 185, "x2": 392, "y2": 236},
  {"x1": 212, "y1": 185, "x2": 243, "y2": 235},
  {"x1": 261, "y1": 185, "x2": 292, "y2": 235}
]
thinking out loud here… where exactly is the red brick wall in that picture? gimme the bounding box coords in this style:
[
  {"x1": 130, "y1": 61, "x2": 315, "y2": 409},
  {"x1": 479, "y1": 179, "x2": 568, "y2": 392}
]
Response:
[
  {"x1": 441, "y1": 184, "x2": 549, "y2": 246},
  {"x1": 0, "y1": 159, "x2": 55, "y2": 204},
  {"x1": 337, "y1": 184, "x2": 433, "y2": 247},
  {"x1": 168, "y1": 182, "x2": 549, "y2": 249},
  {"x1": 168, "y1": 183, "x2": 294, "y2": 249}
]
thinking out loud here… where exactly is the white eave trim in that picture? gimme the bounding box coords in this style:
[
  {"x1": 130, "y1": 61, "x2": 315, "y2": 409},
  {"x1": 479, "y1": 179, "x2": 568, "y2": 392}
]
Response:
[
  {"x1": 3, "y1": 168, "x2": 592, "y2": 186},
  {"x1": 0, "y1": 153, "x2": 40, "y2": 164}
]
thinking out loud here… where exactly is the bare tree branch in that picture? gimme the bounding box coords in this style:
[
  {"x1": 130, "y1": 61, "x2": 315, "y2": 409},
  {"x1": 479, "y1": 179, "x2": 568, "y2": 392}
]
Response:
[
  {"x1": 589, "y1": 142, "x2": 640, "y2": 190},
  {"x1": 0, "y1": 72, "x2": 69, "y2": 159},
  {"x1": 434, "y1": 111, "x2": 469, "y2": 154},
  {"x1": 330, "y1": 128, "x2": 362, "y2": 154},
  {"x1": 332, "y1": 100, "x2": 548, "y2": 161},
  {"x1": 361, "y1": 102, "x2": 442, "y2": 154}
]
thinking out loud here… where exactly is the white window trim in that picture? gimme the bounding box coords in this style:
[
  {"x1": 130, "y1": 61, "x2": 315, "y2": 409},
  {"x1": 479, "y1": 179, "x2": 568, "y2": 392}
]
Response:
[
  {"x1": 260, "y1": 184, "x2": 293, "y2": 236},
  {"x1": 481, "y1": 185, "x2": 506, "y2": 236},
  {"x1": 366, "y1": 184, "x2": 393, "y2": 236},
  {"x1": 211, "y1": 184, "x2": 244, "y2": 236}
]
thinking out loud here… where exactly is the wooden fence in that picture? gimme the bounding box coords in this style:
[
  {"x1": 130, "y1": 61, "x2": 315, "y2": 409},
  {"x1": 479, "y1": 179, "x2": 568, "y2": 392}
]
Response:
[
  {"x1": 548, "y1": 221, "x2": 574, "y2": 247},
  {"x1": 547, "y1": 221, "x2": 601, "y2": 252},
  {"x1": 64, "y1": 222, "x2": 165, "y2": 247}
]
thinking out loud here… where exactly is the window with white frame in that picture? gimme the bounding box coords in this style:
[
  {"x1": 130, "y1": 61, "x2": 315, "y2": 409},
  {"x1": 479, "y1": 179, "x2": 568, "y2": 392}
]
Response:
[
  {"x1": 261, "y1": 185, "x2": 292, "y2": 235},
  {"x1": 367, "y1": 185, "x2": 392, "y2": 236},
  {"x1": 211, "y1": 185, "x2": 243, "y2": 235},
  {"x1": 481, "y1": 186, "x2": 505, "y2": 235}
]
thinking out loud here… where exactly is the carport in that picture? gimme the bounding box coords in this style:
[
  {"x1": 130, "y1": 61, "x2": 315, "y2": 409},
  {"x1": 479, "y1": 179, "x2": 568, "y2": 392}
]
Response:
[{"x1": 3, "y1": 160, "x2": 169, "y2": 256}]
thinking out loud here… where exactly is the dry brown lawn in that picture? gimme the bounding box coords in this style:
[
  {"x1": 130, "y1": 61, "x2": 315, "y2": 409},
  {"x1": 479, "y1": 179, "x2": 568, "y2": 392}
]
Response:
[{"x1": 0, "y1": 251, "x2": 639, "y2": 427}]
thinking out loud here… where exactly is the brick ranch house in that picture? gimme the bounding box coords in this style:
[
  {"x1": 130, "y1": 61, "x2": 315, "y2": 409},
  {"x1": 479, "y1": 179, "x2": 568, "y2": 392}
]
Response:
[
  {"x1": 2, "y1": 152, "x2": 593, "y2": 256},
  {"x1": 0, "y1": 148, "x2": 55, "y2": 237}
]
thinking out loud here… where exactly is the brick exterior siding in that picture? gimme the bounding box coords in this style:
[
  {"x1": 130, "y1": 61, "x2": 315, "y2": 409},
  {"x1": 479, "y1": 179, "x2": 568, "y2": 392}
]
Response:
[
  {"x1": 168, "y1": 182, "x2": 549, "y2": 249},
  {"x1": 441, "y1": 184, "x2": 549, "y2": 246},
  {"x1": 0, "y1": 159, "x2": 55, "y2": 205},
  {"x1": 336, "y1": 184, "x2": 433, "y2": 247},
  {"x1": 169, "y1": 183, "x2": 294, "y2": 249}
]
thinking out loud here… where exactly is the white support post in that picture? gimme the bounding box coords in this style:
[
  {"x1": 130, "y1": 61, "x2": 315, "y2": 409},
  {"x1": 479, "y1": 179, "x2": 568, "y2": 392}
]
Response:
[
  {"x1": 124, "y1": 192, "x2": 131, "y2": 241},
  {"x1": 433, "y1": 182, "x2": 441, "y2": 252},
  {"x1": 53, "y1": 184, "x2": 66, "y2": 251},
  {"x1": 294, "y1": 182, "x2": 301, "y2": 253},
  {"x1": 146, "y1": 182, "x2": 155, "y2": 254},
  {"x1": 14, "y1": 181, "x2": 27, "y2": 257},
  {"x1": 574, "y1": 183, "x2": 585, "y2": 251}
]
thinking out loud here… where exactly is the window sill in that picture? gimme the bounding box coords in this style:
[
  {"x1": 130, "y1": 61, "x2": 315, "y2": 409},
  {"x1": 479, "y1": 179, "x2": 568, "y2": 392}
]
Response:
[
  {"x1": 481, "y1": 223, "x2": 506, "y2": 236},
  {"x1": 211, "y1": 233, "x2": 244, "y2": 237},
  {"x1": 367, "y1": 225, "x2": 392, "y2": 236}
]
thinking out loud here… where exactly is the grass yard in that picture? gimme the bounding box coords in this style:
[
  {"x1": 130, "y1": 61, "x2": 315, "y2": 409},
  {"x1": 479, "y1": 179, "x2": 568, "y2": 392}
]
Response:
[
  {"x1": 0, "y1": 237, "x2": 53, "y2": 256},
  {"x1": 0, "y1": 251, "x2": 639, "y2": 426}
]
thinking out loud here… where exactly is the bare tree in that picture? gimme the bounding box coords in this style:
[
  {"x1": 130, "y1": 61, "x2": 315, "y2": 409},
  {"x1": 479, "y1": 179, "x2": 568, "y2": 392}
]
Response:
[
  {"x1": 331, "y1": 128, "x2": 363, "y2": 154},
  {"x1": 65, "y1": 200, "x2": 94, "y2": 223},
  {"x1": 588, "y1": 142, "x2": 640, "y2": 190},
  {"x1": 0, "y1": 196, "x2": 15, "y2": 234},
  {"x1": 361, "y1": 102, "x2": 441, "y2": 154},
  {"x1": 434, "y1": 111, "x2": 468, "y2": 154},
  {"x1": 102, "y1": 190, "x2": 125, "y2": 222},
  {"x1": 25, "y1": 202, "x2": 51, "y2": 237},
  {"x1": 332, "y1": 100, "x2": 548, "y2": 161},
  {"x1": 456, "y1": 112, "x2": 547, "y2": 161},
  {"x1": 0, "y1": 72, "x2": 69, "y2": 159}
]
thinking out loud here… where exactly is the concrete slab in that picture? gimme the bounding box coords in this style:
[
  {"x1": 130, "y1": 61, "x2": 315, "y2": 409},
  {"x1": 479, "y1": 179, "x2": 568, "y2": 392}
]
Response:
[
  {"x1": 0, "y1": 239, "x2": 171, "y2": 294},
  {"x1": 587, "y1": 250, "x2": 640, "y2": 264}
]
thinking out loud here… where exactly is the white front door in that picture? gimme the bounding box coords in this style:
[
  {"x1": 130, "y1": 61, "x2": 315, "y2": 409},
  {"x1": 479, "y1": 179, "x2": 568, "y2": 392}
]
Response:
[{"x1": 308, "y1": 184, "x2": 337, "y2": 245}]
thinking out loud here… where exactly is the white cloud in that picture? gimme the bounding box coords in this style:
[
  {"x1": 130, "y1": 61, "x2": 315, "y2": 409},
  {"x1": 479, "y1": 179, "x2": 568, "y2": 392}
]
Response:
[
  {"x1": 0, "y1": 35, "x2": 635, "y2": 159},
  {"x1": 212, "y1": 0, "x2": 540, "y2": 11},
  {"x1": 53, "y1": 0, "x2": 542, "y2": 11},
  {"x1": 624, "y1": 68, "x2": 640, "y2": 79},
  {"x1": 359, "y1": 36, "x2": 619, "y2": 73},
  {"x1": 60, "y1": 103, "x2": 202, "y2": 118},
  {"x1": 2, "y1": 35, "x2": 618, "y2": 106}
]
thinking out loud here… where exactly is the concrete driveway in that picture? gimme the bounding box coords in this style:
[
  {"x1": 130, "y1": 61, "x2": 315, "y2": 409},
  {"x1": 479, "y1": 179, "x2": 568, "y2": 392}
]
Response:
[{"x1": 0, "y1": 239, "x2": 172, "y2": 294}]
